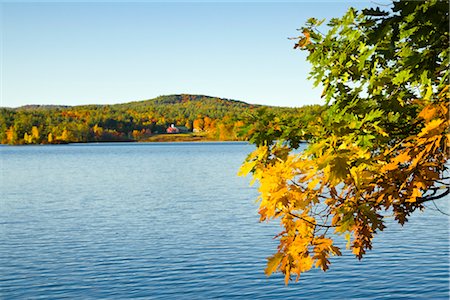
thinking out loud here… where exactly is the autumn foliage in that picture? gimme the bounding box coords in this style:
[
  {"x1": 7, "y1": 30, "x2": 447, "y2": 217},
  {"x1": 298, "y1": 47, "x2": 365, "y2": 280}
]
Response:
[
  {"x1": 240, "y1": 0, "x2": 449, "y2": 284},
  {"x1": 0, "y1": 95, "x2": 267, "y2": 144}
]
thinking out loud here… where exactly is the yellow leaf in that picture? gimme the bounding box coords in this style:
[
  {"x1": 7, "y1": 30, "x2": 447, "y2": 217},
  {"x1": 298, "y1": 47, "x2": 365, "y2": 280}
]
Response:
[
  {"x1": 392, "y1": 151, "x2": 411, "y2": 165},
  {"x1": 380, "y1": 162, "x2": 398, "y2": 173},
  {"x1": 330, "y1": 156, "x2": 349, "y2": 181},
  {"x1": 408, "y1": 188, "x2": 422, "y2": 203},
  {"x1": 265, "y1": 253, "x2": 283, "y2": 276},
  {"x1": 299, "y1": 254, "x2": 314, "y2": 272},
  {"x1": 345, "y1": 233, "x2": 351, "y2": 249},
  {"x1": 415, "y1": 181, "x2": 427, "y2": 190},
  {"x1": 314, "y1": 253, "x2": 330, "y2": 271},
  {"x1": 307, "y1": 177, "x2": 321, "y2": 190},
  {"x1": 418, "y1": 119, "x2": 444, "y2": 138},
  {"x1": 418, "y1": 106, "x2": 437, "y2": 121},
  {"x1": 352, "y1": 246, "x2": 362, "y2": 256},
  {"x1": 284, "y1": 266, "x2": 291, "y2": 285},
  {"x1": 238, "y1": 160, "x2": 256, "y2": 177}
]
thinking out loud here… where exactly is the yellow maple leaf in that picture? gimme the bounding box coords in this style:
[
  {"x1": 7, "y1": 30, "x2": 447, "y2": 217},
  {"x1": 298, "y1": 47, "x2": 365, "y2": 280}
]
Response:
[
  {"x1": 265, "y1": 253, "x2": 283, "y2": 276},
  {"x1": 418, "y1": 119, "x2": 444, "y2": 138},
  {"x1": 408, "y1": 188, "x2": 422, "y2": 203},
  {"x1": 418, "y1": 105, "x2": 437, "y2": 121},
  {"x1": 392, "y1": 151, "x2": 411, "y2": 165}
]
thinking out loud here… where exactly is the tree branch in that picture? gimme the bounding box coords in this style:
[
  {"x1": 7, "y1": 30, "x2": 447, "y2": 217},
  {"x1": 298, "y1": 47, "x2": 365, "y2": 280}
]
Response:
[
  {"x1": 417, "y1": 187, "x2": 450, "y2": 204},
  {"x1": 287, "y1": 212, "x2": 337, "y2": 228}
]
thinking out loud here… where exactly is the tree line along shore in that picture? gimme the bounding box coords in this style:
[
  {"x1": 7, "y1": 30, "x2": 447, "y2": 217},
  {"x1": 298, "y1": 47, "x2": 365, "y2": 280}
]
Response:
[{"x1": 0, "y1": 94, "x2": 322, "y2": 145}]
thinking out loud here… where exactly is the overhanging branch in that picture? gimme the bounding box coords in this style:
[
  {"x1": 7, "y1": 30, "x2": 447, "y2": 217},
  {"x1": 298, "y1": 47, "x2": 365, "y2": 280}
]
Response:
[{"x1": 417, "y1": 187, "x2": 450, "y2": 204}]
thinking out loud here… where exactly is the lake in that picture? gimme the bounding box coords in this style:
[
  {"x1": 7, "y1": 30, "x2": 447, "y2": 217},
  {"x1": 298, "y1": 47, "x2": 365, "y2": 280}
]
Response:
[{"x1": 0, "y1": 142, "x2": 448, "y2": 299}]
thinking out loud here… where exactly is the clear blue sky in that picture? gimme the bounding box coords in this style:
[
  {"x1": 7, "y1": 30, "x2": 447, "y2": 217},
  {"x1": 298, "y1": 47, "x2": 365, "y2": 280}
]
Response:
[{"x1": 1, "y1": 1, "x2": 382, "y2": 108}]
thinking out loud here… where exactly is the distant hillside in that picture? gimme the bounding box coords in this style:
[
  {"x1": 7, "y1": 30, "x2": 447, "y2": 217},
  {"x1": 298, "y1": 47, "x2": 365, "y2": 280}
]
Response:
[
  {"x1": 0, "y1": 94, "x2": 323, "y2": 144},
  {"x1": 111, "y1": 94, "x2": 258, "y2": 121},
  {"x1": 15, "y1": 105, "x2": 71, "y2": 110},
  {"x1": 120, "y1": 94, "x2": 252, "y2": 107}
]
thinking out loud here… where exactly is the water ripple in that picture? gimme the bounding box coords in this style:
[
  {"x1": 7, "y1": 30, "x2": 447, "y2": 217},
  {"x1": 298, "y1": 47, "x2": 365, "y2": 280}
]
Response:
[{"x1": 0, "y1": 143, "x2": 448, "y2": 299}]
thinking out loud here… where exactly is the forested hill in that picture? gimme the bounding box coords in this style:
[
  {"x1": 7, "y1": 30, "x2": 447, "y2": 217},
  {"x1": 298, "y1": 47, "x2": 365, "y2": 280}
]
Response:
[{"x1": 0, "y1": 94, "x2": 323, "y2": 144}]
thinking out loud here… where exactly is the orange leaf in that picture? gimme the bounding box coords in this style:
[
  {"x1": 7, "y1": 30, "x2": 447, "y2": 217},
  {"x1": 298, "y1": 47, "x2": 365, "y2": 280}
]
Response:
[
  {"x1": 418, "y1": 119, "x2": 444, "y2": 138},
  {"x1": 418, "y1": 106, "x2": 437, "y2": 121}
]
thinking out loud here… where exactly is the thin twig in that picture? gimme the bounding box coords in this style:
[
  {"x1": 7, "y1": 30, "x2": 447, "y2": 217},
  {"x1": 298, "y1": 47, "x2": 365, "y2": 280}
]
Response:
[
  {"x1": 417, "y1": 187, "x2": 450, "y2": 203},
  {"x1": 288, "y1": 212, "x2": 337, "y2": 228},
  {"x1": 431, "y1": 200, "x2": 450, "y2": 216}
]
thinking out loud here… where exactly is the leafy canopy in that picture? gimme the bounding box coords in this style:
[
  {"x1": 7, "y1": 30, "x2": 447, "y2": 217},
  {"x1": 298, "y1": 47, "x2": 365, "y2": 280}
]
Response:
[{"x1": 240, "y1": 0, "x2": 449, "y2": 284}]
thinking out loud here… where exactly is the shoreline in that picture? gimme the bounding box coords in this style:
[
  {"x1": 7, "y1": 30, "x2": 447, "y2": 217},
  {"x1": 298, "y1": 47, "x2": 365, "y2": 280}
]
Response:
[{"x1": 0, "y1": 139, "x2": 249, "y2": 146}]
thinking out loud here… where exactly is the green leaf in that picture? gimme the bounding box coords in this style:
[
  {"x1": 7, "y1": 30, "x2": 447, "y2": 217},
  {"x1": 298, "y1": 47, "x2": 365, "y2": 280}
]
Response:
[{"x1": 392, "y1": 70, "x2": 412, "y2": 85}]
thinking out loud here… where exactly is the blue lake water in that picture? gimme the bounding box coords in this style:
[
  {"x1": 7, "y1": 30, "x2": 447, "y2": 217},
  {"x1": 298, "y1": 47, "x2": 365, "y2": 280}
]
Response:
[{"x1": 0, "y1": 142, "x2": 449, "y2": 299}]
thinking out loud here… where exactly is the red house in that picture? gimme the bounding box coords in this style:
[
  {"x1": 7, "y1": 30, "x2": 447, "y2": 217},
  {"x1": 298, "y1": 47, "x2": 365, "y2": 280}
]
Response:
[{"x1": 166, "y1": 124, "x2": 180, "y2": 134}]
